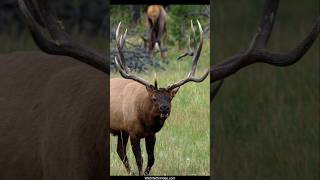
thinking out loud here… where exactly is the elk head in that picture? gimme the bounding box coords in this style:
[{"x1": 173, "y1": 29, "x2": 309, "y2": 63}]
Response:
[
  {"x1": 143, "y1": 81, "x2": 179, "y2": 120},
  {"x1": 115, "y1": 20, "x2": 209, "y2": 120}
]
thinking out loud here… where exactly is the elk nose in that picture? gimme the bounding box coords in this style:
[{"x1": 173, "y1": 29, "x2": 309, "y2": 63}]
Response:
[{"x1": 160, "y1": 105, "x2": 169, "y2": 113}]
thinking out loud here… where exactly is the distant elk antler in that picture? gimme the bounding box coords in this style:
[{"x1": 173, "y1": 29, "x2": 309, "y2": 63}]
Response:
[
  {"x1": 176, "y1": 19, "x2": 200, "y2": 60},
  {"x1": 210, "y1": 0, "x2": 320, "y2": 101}
]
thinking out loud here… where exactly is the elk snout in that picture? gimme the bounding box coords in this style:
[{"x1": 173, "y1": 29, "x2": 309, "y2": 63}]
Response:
[{"x1": 159, "y1": 105, "x2": 170, "y2": 119}]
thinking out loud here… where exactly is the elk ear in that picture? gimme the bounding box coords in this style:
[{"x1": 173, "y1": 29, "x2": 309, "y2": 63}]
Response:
[
  {"x1": 146, "y1": 85, "x2": 156, "y2": 93},
  {"x1": 170, "y1": 87, "x2": 180, "y2": 98}
]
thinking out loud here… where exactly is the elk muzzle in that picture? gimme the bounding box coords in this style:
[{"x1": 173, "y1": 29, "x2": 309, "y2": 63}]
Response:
[{"x1": 159, "y1": 105, "x2": 170, "y2": 119}]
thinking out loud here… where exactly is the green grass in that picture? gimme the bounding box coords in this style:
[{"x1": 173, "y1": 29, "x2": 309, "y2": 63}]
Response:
[{"x1": 110, "y1": 40, "x2": 210, "y2": 176}]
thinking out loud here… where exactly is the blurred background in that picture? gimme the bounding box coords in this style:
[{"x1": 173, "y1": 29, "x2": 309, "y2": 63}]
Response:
[
  {"x1": 110, "y1": 5, "x2": 210, "y2": 176},
  {"x1": 0, "y1": 0, "x2": 107, "y2": 53},
  {"x1": 212, "y1": 0, "x2": 319, "y2": 179}
]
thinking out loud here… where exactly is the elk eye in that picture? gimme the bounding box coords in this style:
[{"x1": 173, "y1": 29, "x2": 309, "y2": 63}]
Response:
[{"x1": 152, "y1": 97, "x2": 157, "y2": 102}]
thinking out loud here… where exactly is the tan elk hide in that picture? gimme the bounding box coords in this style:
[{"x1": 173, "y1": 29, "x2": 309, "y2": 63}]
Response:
[{"x1": 144, "y1": 5, "x2": 167, "y2": 59}]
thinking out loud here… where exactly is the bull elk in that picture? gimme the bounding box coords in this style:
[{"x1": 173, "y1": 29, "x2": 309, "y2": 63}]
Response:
[
  {"x1": 111, "y1": 21, "x2": 209, "y2": 176},
  {"x1": 143, "y1": 5, "x2": 167, "y2": 60}
]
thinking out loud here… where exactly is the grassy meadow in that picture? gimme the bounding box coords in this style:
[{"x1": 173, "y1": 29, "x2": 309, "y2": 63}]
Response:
[
  {"x1": 110, "y1": 36, "x2": 210, "y2": 176},
  {"x1": 212, "y1": 0, "x2": 319, "y2": 179}
]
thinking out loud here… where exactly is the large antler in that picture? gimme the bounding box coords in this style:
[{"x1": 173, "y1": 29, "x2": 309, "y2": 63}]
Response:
[
  {"x1": 211, "y1": 0, "x2": 320, "y2": 88},
  {"x1": 166, "y1": 20, "x2": 209, "y2": 91},
  {"x1": 114, "y1": 22, "x2": 155, "y2": 88},
  {"x1": 18, "y1": 0, "x2": 109, "y2": 73}
]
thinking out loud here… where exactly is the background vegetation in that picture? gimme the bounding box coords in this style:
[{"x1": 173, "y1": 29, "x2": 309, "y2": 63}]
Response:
[
  {"x1": 110, "y1": 5, "x2": 209, "y2": 49},
  {"x1": 212, "y1": 0, "x2": 319, "y2": 179},
  {"x1": 0, "y1": 0, "x2": 107, "y2": 53}
]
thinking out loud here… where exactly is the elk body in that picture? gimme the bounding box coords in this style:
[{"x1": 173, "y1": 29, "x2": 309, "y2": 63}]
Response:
[
  {"x1": 110, "y1": 21, "x2": 209, "y2": 175},
  {"x1": 0, "y1": 52, "x2": 108, "y2": 180},
  {"x1": 110, "y1": 78, "x2": 178, "y2": 175},
  {"x1": 143, "y1": 5, "x2": 167, "y2": 59}
]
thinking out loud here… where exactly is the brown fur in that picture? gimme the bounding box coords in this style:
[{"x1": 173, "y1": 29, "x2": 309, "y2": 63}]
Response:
[
  {"x1": 146, "y1": 5, "x2": 167, "y2": 59},
  {"x1": 111, "y1": 78, "x2": 176, "y2": 138},
  {"x1": 0, "y1": 51, "x2": 108, "y2": 180},
  {"x1": 110, "y1": 78, "x2": 178, "y2": 175}
]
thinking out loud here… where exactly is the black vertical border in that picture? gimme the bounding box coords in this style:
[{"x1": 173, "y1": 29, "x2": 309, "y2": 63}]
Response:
[
  {"x1": 106, "y1": 0, "x2": 111, "y2": 178},
  {"x1": 209, "y1": 1, "x2": 214, "y2": 179}
]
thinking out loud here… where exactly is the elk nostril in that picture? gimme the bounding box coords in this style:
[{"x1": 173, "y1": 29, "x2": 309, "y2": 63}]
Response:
[
  {"x1": 160, "y1": 106, "x2": 169, "y2": 113},
  {"x1": 165, "y1": 106, "x2": 170, "y2": 112},
  {"x1": 160, "y1": 106, "x2": 164, "y2": 111}
]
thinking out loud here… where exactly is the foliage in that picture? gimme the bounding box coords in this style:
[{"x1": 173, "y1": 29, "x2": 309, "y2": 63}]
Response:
[
  {"x1": 110, "y1": 5, "x2": 210, "y2": 50},
  {"x1": 167, "y1": 5, "x2": 209, "y2": 48}
]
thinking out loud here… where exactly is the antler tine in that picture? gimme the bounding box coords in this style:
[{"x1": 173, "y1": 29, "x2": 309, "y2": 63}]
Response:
[
  {"x1": 167, "y1": 20, "x2": 209, "y2": 91},
  {"x1": 211, "y1": 80, "x2": 224, "y2": 102},
  {"x1": 177, "y1": 20, "x2": 196, "y2": 60},
  {"x1": 188, "y1": 35, "x2": 192, "y2": 52},
  {"x1": 115, "y1": 22, "x2": 129, "y2": 72},
  {"x1": 189, "y1": 19, "x2": 204, "y2": 77},
  {"x1": 191, "y1": 19, "x2": 196, "y2": 47},
  {"x1": 121, "y1": 29, "x2": 128, "y2": 49},
  {"x1": 253, "y1": 0, "x2": 279, "y2": 49},
  {"x1": 114, "y1": 22, "x2": 153, "y2": 88}
]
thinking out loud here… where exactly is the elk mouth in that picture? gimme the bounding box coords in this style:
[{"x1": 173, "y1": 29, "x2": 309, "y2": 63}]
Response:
[{"x1": 160, "y1": 113, "x2": 169, "y2": 119}]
